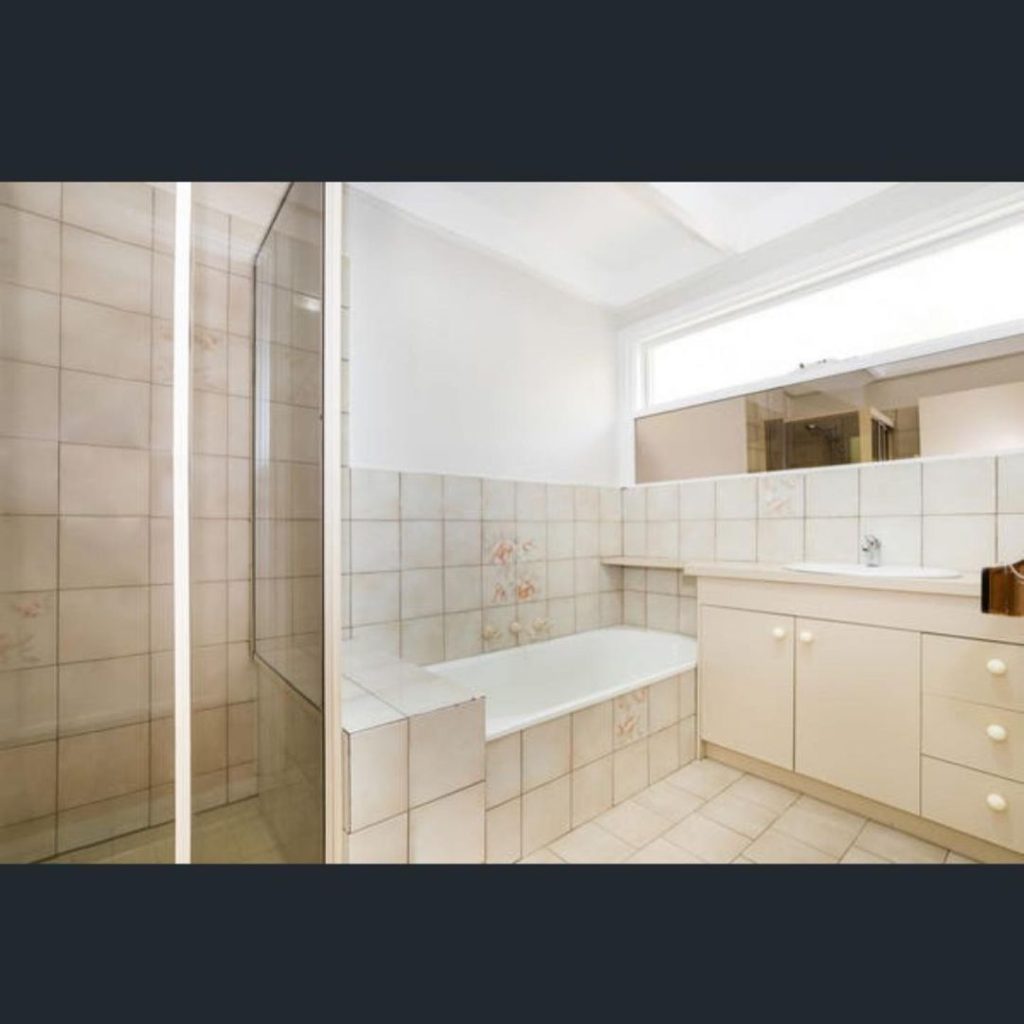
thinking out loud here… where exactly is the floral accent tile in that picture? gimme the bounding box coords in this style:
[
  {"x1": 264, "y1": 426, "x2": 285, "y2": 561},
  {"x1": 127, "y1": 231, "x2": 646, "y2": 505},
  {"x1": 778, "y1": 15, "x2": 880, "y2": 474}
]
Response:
[
  {"x1": 758, "y1": 473, "x2": 804, "y2": 519},
  {"x1": 484, "y1": 524, "x2": 516, "y2": 567},
  {"x1": 515, "y1": 573, "x2": 541, "y2": 602},
  {"x1": 483, "y1": 565, "x2": 515, "y2": 606},
  {"x1": 0, "y1": 592, "x2": 55, "y2": 670},
  {"x1": 613, "y1": 688, "x2": 648, "y2": 749}
]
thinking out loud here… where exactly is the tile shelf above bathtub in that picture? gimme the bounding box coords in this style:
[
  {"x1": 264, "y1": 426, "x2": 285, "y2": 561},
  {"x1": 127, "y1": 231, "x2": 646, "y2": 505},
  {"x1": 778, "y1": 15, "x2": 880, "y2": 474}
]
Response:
[{"x1": 603, "y1": 557, "x2": 982, "y2": 597}]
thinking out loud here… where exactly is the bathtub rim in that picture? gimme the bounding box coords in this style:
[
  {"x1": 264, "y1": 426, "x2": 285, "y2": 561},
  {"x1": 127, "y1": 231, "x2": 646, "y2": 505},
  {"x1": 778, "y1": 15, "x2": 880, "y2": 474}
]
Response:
[{"x1": 426, "y1": 626, "x2": 697, "y2": 741}]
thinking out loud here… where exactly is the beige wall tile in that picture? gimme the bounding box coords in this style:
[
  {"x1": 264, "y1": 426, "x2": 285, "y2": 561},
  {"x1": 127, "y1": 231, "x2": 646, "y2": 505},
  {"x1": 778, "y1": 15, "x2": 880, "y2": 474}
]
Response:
[
  {"x1": 571, "y1": 754, "x2": 613, "y2": 827},
  {"x1": 62, "y1": 225, "x2": 151, "y2": 313},
  {"x1": 0, "y1": 814, "x2": 56, "y2": 863},
  {"x1": 192, "y1": 706, "x2": 227, "y2": 776},
  {"x1": 0, "y1": 360, "x2": 57, "y2": 440},
  {"x1": 61, "y1": 297, "x2": 151, "y2": 382},
  {"x1": 486, "y1": 731, "x2": 521, "y2": 809},
  {"x1": 409, "y1": 699, "x2": 485, "y2": 807},
  {"x1": 521, "y1": 774, "x2": 571, "y2": 855},
  {"x1": 0, "y1": 283, "x2": 59, "y2": 367},
  {"x1": 351, "y1": 521, "x2": 399, "y2": 573},
  {"x1": 572, "y1": 699, "x2": 613, "y2": 768},
  {"x1": 0, "y1": 590, "x2": 56, "y2": 669},
  {"x1": 0, "y1": 666, "x2": 56, "y2": 749},
  {"x1": 59, "y1": 586, "x2": 148, "y2": 662},
  {"x1": 58, "y1": 655, "x2": 148, "y2": 736},
  {"x1": 0, "y1": 439, "x2": 58, "y2": 514},
  {"x1": 0, "y1": 740, "x2": 56, "y2": 827},
  {"x1": 0, "y1": 206, "x2": 59, "y2": 292},
  {"x1": 57, "y1": 723, "x2": 147, "y2": 810},
  {"x1": 522, "y1": 715, "x2": 571, "y2": 791},
  {"x1": 648, "y1": 675, "x2": 680, "y2": 733},
  {"x1": 0, "y1": 516, "x2": 56, "y2": 591},
  {"x1": 614, "y1": 689, "x2": 648, "y2": 748},
  {"x1": 60, "y1": 444, "x2": 148, "y2": 515},
  {"x1": 486, "y1": 798, "x2": 521, "y2": 863},
  {"x1": 59, "y1": 516, "x2": 148, "y2": 588},
  {"x1": 348, "y1": 813, "x2": 408, "y2": 864},
  {"x1": 648, "y1": 725, "x2": 680, "y2": 782},
  {"x1": 0, "y1": 182, "x2": 61, "y2": 218},
  {"x1": 613, "y1": 741, "x2": 649, "y2": 803},
  {"x1": 348, "y1": 719, "x2": 408, "y2": 831},
  {"x1": 61, "y1": 369, "x2": 151, "y2": 448},
  {"x1": 409, "y1": 783, "x2": 485, "y2": 863},
  {"x1": 57, "y1": 789, "x2": 148, "y2": 853},
  {"x1": 228, "y1": 702, "x2": 256, "y2": 766},
  {"x1": 62, "y1": 182, "x2": 153, "y2": 248}
]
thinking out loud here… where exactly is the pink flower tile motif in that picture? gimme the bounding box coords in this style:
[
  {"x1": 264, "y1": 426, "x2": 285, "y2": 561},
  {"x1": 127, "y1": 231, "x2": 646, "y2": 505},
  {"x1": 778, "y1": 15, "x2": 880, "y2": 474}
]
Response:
[
  {"x1": 517, "y1": 537, "x2": 537, "y2": 558},
  {"x1": 0, "y1": 593, "x2": 53, "y2": 669},
  {"x1": 613, "y1": 689, "x2": 648, "y2": 748},
  {"x1": 484, "y1": 565, "x2": 515, "y2": 606},
  {"x1": 515, "y1": 576, "x2": 537, "y2": 601}
]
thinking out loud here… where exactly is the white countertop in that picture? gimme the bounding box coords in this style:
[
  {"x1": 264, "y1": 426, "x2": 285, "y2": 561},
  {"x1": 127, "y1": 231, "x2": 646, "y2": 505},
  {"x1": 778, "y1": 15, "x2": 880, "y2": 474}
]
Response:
[{"x1": 602, "y1": 556, "x2": 982, "y2": 598}]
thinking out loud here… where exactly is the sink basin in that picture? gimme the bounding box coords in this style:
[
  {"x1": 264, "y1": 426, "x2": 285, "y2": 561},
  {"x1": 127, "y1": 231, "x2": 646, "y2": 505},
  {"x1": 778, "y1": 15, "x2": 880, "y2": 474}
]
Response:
[{"x1": 784, "y1": 562, "x2": 962, "y2": 580}]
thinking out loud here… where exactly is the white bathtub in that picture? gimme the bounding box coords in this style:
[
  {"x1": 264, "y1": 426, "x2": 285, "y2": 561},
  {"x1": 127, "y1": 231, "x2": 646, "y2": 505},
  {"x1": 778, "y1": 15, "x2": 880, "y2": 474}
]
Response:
[{"x1": 427, "y1": 626, "x2": 697, "y2": 739}]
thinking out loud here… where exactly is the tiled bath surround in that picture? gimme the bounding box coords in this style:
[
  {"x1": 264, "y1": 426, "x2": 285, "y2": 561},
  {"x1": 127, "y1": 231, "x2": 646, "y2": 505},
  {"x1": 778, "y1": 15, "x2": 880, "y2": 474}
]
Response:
[
  {"x1": 339, "y1": 646, "x2": 695, "y2": 863},
  {"x1": 343, "y1": 471, "x2": 625, "y2": 663},
  {"x1": 0, "y1": 183, "x2": 259, "y2": 861}
]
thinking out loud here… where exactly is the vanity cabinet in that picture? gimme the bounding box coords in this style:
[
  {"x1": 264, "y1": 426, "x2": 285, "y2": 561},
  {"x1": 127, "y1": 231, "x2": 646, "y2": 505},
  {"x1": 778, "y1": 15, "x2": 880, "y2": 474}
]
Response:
[
  {"x1": 694, "y1": 569, "x2": 1024, "y2": 857},
  {"x1": 795, "y1": 619, "x2": 920, "y2": 813},
  {"x1": 700, "y1": 606, "x2": 794, "y2": 769}
]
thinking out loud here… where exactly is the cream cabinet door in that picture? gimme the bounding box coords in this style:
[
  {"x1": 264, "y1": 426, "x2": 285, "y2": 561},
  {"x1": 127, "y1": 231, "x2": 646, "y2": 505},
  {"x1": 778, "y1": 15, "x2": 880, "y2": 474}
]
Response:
[
  {"x1": 700, "y1": 605, "x2": 794, "y2": 769},
  {"x1": 795, "y1": 619, "x2": 920, "y2": 813}
]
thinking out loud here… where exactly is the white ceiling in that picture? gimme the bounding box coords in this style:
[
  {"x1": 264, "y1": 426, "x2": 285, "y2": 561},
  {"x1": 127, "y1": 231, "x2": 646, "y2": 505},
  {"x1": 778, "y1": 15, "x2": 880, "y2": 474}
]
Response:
[{"x1": 350, "y1": 181, "x2": 897, "y2": 308}]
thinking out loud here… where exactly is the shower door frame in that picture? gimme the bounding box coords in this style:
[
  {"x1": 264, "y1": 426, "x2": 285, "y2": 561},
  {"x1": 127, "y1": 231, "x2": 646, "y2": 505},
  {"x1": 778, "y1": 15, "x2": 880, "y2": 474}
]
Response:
[{"x1": 171, "y1": 181, "x2": 344, "y2": 863}]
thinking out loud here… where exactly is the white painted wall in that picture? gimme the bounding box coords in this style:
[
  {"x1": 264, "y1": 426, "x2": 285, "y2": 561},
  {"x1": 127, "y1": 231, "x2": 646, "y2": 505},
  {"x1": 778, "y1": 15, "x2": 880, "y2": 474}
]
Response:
[{"x1": 346, "y1": 190, "x2": 620, "y2": 484}]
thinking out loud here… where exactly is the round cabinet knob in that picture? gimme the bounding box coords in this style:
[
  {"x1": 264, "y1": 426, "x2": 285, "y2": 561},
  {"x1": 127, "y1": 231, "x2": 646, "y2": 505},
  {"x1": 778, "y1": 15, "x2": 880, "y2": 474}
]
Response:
[
  {"x1": 799, "y1": 630, "x2": 814, "y2": 644},
  {"x1": 986, "y1": 723, "x2": 1008, "y2": 743},
  {"x1": 771, "y1": 627, "x2": 787, "y2": 640},
  {"x1": 986, "y1": 793, "x2": 1008, "y2": 813},
  {"x1": 987, "y1": 658, "x2": 1008, "y2": 677}
]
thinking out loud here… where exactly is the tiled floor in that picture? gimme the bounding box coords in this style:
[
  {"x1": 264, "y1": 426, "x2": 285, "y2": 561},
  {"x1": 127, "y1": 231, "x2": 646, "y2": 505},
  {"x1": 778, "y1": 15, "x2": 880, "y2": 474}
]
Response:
[
  {"x1": 48, "y1": 799, "x2": 286, "y2": 864},
  {"x1": 520, "y1": 758, "x2": 976, "y2": 865}
]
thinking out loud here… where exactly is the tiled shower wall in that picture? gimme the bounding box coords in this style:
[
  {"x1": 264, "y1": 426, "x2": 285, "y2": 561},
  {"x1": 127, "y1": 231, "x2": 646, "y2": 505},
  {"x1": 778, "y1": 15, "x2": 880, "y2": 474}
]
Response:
[
  {"x1": 0, "y1": 182, "x2": 259, "y2": 862},
  {"x1": 621, "y1": 454, "x2": 1024, "y2": 628},
  {"x1": 342, "y1": 471, "x2": 624, "y2": 664}
]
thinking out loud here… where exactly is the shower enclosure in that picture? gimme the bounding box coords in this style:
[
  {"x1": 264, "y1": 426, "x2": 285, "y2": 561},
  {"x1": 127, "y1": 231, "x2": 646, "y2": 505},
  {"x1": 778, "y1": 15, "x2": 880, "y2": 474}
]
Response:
[{"x1": 0, "y1": 182, "x2": 344, "y2": 863}]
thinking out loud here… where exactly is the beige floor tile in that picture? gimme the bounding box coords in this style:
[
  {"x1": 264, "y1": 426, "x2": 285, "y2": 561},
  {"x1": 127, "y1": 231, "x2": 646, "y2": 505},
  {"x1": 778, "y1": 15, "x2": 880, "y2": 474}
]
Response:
[
  {"x1": 773, "y1": 796, "x2": 865, "y2": 857},
  {"x1": 700, "y1": 791, "x2": 778, "y2": 839},
  {"x1": 855, "y1": 821, "x2": 946, "y2": 864},
  {"x1": 518, "y1": 848, "x2": 565, "y2": 864},
  {"x1": 626, "y1": 838, "x2": 703, "y2": 864},
  {"x1": 595, "y1": 799, "x2": 672, "y2": 847},
  {"x1": 664, "y1": 758, "x2": 741, "y2": 799},
  {"x1": 550, "y1": 822, "x2": 633, "y2": 864},
  {"x1": 663, "y1": 812, "x2": 750, "y2": 863},
  {"x1": 745, "y1": 827, "x2": 837, "y2": 864},
  {"x1": 945, "y1": 851, "x2": 976, "y2": 864},
  {"x1": 633, "y1": 778, "x2": 704, "y2": 823},
  {"x1": 734, "y1": 856, "x2": 757, "y2": 864},
  {"x1": 840, "y1": 846, "x2": 889, "y2": 864},
  {"x1": 724, "y1": 774, "x2": 800, "y2": 814}
]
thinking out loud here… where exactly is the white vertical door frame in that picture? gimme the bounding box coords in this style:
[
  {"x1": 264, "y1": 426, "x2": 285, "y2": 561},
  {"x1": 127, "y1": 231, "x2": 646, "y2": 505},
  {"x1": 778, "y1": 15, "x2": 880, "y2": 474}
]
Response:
[
  {"x1": 322, "y1": 182, "x2": 345, "y2": 862},
  {"x1": 172, "y1": 183, "x2": 193, "y2": 863}
]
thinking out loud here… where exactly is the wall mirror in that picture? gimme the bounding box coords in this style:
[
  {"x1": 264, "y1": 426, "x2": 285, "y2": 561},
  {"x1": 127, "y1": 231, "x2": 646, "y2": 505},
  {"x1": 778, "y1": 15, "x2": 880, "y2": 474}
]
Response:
[{"x1": 635, "y1": 329, "x2": 1024, "y2": 482}]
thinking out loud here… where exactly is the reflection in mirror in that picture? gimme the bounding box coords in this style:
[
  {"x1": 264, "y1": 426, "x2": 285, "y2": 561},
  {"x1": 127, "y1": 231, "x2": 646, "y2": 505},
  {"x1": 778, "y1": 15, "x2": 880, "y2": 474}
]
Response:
[{"x1": 636, "y1": 331, "x2": 1024, "y2": 482}]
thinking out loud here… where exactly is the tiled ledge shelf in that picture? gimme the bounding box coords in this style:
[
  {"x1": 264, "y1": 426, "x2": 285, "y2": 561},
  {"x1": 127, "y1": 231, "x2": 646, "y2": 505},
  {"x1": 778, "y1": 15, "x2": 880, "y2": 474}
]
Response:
[{"x1": 602, "y1": 556, "x2": 688, "y2": 571}]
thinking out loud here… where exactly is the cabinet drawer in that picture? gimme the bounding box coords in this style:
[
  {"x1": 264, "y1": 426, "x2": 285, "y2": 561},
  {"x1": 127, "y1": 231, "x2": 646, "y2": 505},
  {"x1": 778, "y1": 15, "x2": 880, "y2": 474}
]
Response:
[
  {"x1": 923, "y1": 695, "x2": 1024, "y2": 782},
  {"x1": 922, "y1": 756, "x2": 1024, "y2": 854},
  {"x1": 922, "y1": 634, "x2": 1024, "y2": 712}
]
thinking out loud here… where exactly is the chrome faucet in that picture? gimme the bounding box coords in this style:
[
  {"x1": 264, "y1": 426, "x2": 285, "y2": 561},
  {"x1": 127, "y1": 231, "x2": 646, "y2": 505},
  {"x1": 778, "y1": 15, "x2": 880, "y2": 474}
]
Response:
[{"x1": 861, "y1": 534, "x2": 881, "y2": 567}]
